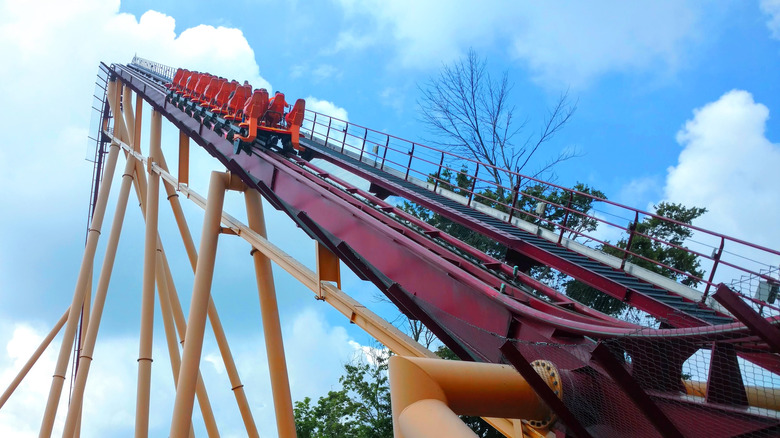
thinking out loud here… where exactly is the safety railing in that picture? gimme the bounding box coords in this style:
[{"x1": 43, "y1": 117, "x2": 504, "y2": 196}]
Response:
[
  {"x1": 300, "y1": 109, "x2": 780, "y2": 309},
  {"x1": 131, "y1": 56, "x2": 177, "y2": 82}
]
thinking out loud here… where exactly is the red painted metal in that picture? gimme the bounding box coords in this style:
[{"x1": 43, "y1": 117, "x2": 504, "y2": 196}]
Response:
[
  {"x1": 713, "y1": 284, "x2": 780, "y2": 353},
  {"x1": 500, "y1": 342, "x2": 594, "y2": 438},
  {"x1": 590, "y1": 343, "x2": 685, "y2": 438},
  {"x1": 706, "y1": 342, "x2": 749, "y2": 406},
  {"x1": 702, "y1": 238, "x2": 725, "y2": 300}
]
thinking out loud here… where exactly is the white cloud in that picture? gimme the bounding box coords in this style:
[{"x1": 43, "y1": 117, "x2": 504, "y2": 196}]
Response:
[
  {"x1": 760, "y1": 0, "x2": 780, "y2": 39},
  {"x1": 203, "y1": 353, "x2": 226, "y2": 375},
  {"x1": 328, "y1": 31, "x2": 377, "y2": 54},
  {"x1": 0, "y1": 308, "x2": 369, "y2": 436},
  {"x1": 348, "y1": 340, "x2": 389, "y2": 366},
  {"x1": 332, "y1": 0, "x2": 703, "y2": 87},
  {"x1": 304, "y1": 96, "x2": 349, "y2": 121},
  {"x1": 312, "y1": 64, "x2": 341, "y2": 82},
  {"x1": 288, "y1": 63, "x2": 341, "y2": 82},
  {"x1": 333, "y1": 0, "x2": 507, "y2": 68},
  {"x1": 379, "y1": 87, "x2": 405, "y2": 113},
  {"x1": 618, "y1": 175, "x2": 663, "y2": 206},
  {"x1": 663, "y1": 90, "x2": 780, "y2": 280},
  {"x1": 510, "y1": 2, "x2": 700, "y2": 88},
  {"x1": 0, "y1": 323, "x2": 64, "y2": 438},
  {"x1": 285, "y1": 307, "x2": 363, "y2": 399},
  {"x1": 0, "y1": 322, "x2": 174, "y2": 436},
  {"x1": 0, "y1": 0, "x2": 275, "y2": 316}
]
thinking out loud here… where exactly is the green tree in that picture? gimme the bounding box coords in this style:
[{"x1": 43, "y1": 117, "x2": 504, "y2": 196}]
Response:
[
  {"x1": 401, "y1": 167, "x2": 606, "y2": 260},
  {"x1": 565, "y1": 202, "x2": 707, "y2": 315},
  {"x1": 294, "y1": 346, "x2": 505, "y2": 437},
  {"x1": 401, "y1": 167, "x2": 507, "y2": 257},
  {"x1": 515, "y1": 183, "x2": 606, "y2": 240},
  {"x1": 294, "y1": 356, "x2": 393, "y2": 438}
]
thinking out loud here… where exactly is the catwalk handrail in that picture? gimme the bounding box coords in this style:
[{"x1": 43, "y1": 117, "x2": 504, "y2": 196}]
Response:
[{"x1": 301, "y1": 109, "x2": 780, "y2": 298}]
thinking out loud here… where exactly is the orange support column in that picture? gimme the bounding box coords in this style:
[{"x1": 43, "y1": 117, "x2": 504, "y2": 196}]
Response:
[
  {"x1": 38, "y1": 79, "x2": 122, "y2": 438},
  {"x1": 245, "y1": 189, "x2": 296, "y2": 438},
  {"x1": 168, "y1": 172, "x2": 228, "y2": 438},
  {"x1": 61, "y1": 138, "x2": 139, "y2": 437},
  {"x1": 134, "y1": 109, "x2": 162, "y2": 438},
  {"x1": 178, "y1": 130, "x2": 189, "y2": 186}
]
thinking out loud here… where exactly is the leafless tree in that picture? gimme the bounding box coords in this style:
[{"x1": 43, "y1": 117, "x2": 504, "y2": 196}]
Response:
[
  {"x1": 374, "y1": 292, "x2": 438, "y2": 350},
  {"x1": 418, "y1": 49, "x2": 577, "y2": 194},
  {"x1": 407, "y1": 319, "x2": 437, "y2": 349}
]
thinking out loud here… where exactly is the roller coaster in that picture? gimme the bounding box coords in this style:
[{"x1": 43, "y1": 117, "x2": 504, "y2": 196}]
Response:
[{"x1": 1, "y1": 56, "x2": 779, "y2": 437}]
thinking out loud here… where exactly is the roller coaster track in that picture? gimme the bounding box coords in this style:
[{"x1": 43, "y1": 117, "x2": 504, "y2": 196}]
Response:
[{"x1": 102, "y1": 58, "x2": 780, "y2": 437}]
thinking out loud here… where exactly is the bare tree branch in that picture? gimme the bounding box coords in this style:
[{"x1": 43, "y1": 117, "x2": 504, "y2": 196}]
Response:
[{"x1": 418, "y1": 49, "x2": 577, "y2": 191}]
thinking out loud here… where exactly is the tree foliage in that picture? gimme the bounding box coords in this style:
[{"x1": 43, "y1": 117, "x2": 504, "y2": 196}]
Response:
[
  {"x1": 294, "y1": 347, "x2": 504, "y2": 437},
  {"x1": 401, "y1": 166, "x2": 606, "y2": 260},
  {"x1": 565, "y1": 202, "x2": 707, "y2": 315},
  {"x1": 619, "y1": 202, "x2": 707, "y2": 286},
  {"x1": 294, "y1": 357, "x2": 392, "y2": 438}
]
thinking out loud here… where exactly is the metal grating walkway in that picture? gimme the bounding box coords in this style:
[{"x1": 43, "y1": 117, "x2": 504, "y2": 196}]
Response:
[{"x1": 305, "y1": 138, "x2": 733, "y2": 326}]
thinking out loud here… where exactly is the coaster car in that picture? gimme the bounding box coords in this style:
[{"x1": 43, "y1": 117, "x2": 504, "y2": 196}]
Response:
[{"x1": 166, "y1": 68, "x2": 307, "y2": 156}]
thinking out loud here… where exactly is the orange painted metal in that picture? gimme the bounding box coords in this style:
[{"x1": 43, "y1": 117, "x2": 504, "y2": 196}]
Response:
[
  {"x1": 236, "y1": 89, "x2": 270, "y2": 142},
  {"x1": 389, "y1": 356, "x2": 553, "y2": 438},
  {"x1": 265, "y1": 92, "x2": 287, "y2": 127},
  {"x1": 285, "y1": 98, "x2": 306, "y2": 150},
  {"x1": 224, "y1": 83, "x2": 252, "y2": 121},
  {"x1": 212, "y1": 80, "x2": 238, "y2": 114}
]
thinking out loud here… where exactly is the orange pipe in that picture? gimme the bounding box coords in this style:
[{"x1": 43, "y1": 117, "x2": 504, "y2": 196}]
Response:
[
  {"x1": 389, "y1": 356, "x2": 553, "y2": 438},
  {"x1": 683, "y1": 380, "x2": 780, "y2": 411}
]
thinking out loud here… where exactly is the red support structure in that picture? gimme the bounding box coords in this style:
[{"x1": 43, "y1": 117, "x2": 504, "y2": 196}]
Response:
[{"x1": 713, "y1": 284, "x2": 780, "y2": 353}]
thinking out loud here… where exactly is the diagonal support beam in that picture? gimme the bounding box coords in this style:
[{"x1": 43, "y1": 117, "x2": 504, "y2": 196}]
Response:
[
  {"x1": 61, "y1": 143, "x2": 139, "y2": 436},
  {"x1": 713, "y1": 283, "x2": 780, "y2": 353},
  {"x1": 590, "y1": 343, "x2": 684, "y2": 438},
  {"x1": 38, "y1": 79, "x2": 122, "y2": 438},
  {"x1": 0, "y1": 309, "x2": 68, "y2": 409}
]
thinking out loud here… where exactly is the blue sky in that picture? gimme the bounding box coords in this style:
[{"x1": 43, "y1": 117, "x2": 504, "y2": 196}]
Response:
[{"x1": 1, "y1": 0, "x2": 779, "y2": 436}]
